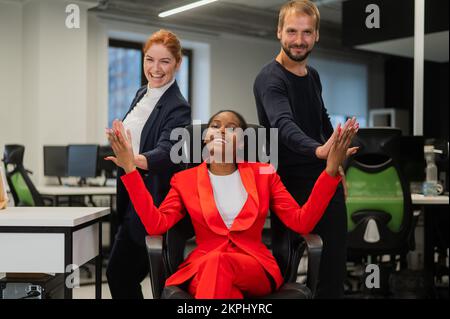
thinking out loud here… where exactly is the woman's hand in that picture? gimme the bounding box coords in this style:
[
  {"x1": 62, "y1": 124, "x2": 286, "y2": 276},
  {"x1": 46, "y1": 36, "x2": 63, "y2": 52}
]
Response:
[
  {"x1": 325, "y1": 123, "x2": 358, "y2": 177},
  {"x1": 105, "y1": 120, "x2": 136, "y2": 174},
  {"x1": 316, "y1": 117, "x2": 359, "y2": 159}
]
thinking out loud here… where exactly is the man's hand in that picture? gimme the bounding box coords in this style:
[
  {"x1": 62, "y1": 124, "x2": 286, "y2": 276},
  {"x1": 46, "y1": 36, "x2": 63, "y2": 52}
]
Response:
[
  {"x1": 105, "y1": 120, "x2": 136, "y2": 174},
  {"x1": 316, "y1": 117, "x2": 359, "y2": 160},
  {"x1": 134, "y1": 154, "x2": 149, "y2": 170},
  {"x1": 325, "y1": 123, "x2": 358, "y2": 177}
]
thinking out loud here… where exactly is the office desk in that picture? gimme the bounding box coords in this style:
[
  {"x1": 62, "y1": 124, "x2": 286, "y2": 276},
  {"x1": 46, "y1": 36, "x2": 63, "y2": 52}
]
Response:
[
  {"x1": 411, "y1": 194, "x2": 449, "y2": 274},
  {"x1": 38, "y1": 185, "x2": 117, "y2": 251},
  {"x1": 38, "y1": 185, "x2": 116, "y2": 195},
  {"x1": 0, "y1": 207, "x2": 109, "y2": 299},
  {"x1": 38, "y1": 186, "x2": 116, "y2": 206},
  {"x1": 411, "y1": 194, "x2": 449, "y2": 205}
]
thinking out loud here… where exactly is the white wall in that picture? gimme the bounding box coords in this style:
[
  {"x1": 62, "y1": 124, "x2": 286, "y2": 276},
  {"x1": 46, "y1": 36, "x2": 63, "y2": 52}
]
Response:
[
  {"x1": 87, "y1": 13, "x2": 108, "y2": 143},
  {"x1": 209, "y1": 34, "x2": 279, "y2": 124},
  {"x1": 1, "y1": 0, "x2": 98, "y2": 185},
  {"x1": 21, "y1": 0, "x2": 41, "y2": 180},
  {"x1": 0, "y1": 0, "x2": 23, "y2": 147}
]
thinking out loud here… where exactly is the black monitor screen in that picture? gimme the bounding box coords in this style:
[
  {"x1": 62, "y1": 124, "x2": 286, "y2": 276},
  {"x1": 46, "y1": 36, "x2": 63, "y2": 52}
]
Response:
[
  {"x1": 396, "y1": 136, "x2": 426, "y2": 183},
  {"x1": 43, "y1": 146, "x2": 68, "y2": 177},
  {"x1": 97, "y1": 145, "x2": 117, "y2": 178},
  {"x1": 67, "y1": 144, "x2": 99, "y2": 178}
]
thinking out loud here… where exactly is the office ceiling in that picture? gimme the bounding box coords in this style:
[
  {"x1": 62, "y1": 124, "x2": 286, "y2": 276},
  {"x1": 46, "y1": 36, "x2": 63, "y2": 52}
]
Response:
[
  {"x1": 356, "y1": 31, "x2": 449, "y2": 63},
  {"x1": 91, "y1": 0, "x2": 344, "y2": 40},
  {"x1": 90, "y1": 0, "x2": 448, "y2": 62}
]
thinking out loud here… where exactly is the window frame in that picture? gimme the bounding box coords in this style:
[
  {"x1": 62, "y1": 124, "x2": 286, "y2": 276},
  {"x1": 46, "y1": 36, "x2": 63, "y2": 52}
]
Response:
[
  {"x1": 181, "y1": 48, "x2": 193, "y2": 105},
  {"x1": 108, "y1": 39, "x2": 146, "y2": 85}
]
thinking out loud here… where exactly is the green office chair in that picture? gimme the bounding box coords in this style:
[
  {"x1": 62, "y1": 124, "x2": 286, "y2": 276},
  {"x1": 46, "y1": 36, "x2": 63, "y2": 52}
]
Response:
[
  {"x1": 344, "y1": 129, "x2": 418, "y2": 296},
  {"x1": 345, "y1": 128, "x2": 414, "y2": 253},
  {"x1": 2, "y1": 144, "x2": 50, "y2": 206}
]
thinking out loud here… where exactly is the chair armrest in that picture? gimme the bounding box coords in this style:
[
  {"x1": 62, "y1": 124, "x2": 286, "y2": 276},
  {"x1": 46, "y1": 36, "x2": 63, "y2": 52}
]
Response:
[
  {"x1": 298, "y1": 233, "x2": 323, "y2": 298},
  {"x1": 145, "y1": 235, "x2": 165, "y2": 299},
  {"x1": 162, "y1": 285, "x2": 194, "y2": 299}
]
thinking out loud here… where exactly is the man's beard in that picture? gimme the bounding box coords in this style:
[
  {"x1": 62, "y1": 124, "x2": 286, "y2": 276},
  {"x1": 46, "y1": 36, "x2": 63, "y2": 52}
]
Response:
[{"x1": 282, "y1": 44, "x2": 312, "y2": 62}]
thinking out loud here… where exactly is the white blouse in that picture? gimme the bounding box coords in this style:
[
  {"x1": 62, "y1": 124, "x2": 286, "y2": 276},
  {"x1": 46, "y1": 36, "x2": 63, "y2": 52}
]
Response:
[
  {"x1": 123, "y1": 78, "x2": 175, "y2": 154},
  {"x1": 208, "y1": 169, "x2": 248, "y2": 229}
]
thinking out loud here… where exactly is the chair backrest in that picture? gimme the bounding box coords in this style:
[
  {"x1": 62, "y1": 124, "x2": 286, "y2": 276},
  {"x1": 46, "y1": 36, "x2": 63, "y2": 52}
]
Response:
[
  {"x1": 180, "y1": 123, "x2": 208, "y2": 170},
  {"x1": 4, "y1": 144, "x2": 25, "y2": 165},
  {"x1": 345, "y1": 128, "x2": 413, "y2": 254},
  {"x1": 3, "y1": 144, "x2": 44, "y2": 206}
]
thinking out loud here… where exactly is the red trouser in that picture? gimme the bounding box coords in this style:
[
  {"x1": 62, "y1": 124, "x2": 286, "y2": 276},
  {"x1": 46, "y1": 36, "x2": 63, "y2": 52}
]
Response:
[{"x1": 187, "y1": 249, "x2": 272, "y2": 299}]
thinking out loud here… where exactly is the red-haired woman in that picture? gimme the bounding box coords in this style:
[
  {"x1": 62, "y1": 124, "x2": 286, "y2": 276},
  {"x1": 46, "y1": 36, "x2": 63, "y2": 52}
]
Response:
[{"x1": 106, "y1": 29, "x2": 191, "y2": 299}]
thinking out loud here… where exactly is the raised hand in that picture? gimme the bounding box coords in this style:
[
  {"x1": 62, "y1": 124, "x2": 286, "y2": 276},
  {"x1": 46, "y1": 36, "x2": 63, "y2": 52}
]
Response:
[
  {"x1": 105, "y1": 119, "x2": 136, "y2": 173},
  {"x1": 325, "y1": 123, "x2": 358, "y2": 177},
  {"x1": 316, "y1": 117, "x2": 359, "y2": 160}
]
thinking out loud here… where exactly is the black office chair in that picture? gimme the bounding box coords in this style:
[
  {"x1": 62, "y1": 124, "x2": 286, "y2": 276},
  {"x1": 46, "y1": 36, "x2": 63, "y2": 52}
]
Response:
[
  {"x1": 2, "y1": 144, "x2": 51, "y2": 206},
  {"x1": 344, "y1": 128, "x2": 422, "y2": 297},
  {"x1": 145, "y1": 123, "x2": 323, "y2": 299}
]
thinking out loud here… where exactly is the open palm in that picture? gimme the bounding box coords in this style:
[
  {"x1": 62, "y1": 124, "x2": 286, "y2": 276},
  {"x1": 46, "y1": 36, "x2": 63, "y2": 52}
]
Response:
[{"x1": 105, "y1": 120, "x2": 136, "y2": 173}]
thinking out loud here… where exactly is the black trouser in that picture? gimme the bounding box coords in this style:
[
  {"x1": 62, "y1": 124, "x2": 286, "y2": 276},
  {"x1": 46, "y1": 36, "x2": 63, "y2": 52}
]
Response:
[
  {"x1": 106, "y1": 224, "x2": 150, "y2": 299},
  {"x1": 285, "y1": 179, "x2": 347, "y2": 299}
]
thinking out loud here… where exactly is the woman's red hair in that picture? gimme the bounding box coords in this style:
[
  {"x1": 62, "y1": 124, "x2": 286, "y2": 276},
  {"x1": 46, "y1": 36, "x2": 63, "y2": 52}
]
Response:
[{"x1": 143, "y1": 29, "x2": 182, "y2": 63}]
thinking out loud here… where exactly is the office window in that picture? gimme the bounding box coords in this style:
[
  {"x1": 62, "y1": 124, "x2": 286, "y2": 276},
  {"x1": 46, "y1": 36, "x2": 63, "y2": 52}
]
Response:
[
  {"x1": 310, "y1": 56, "x2": 368, "y2": 127},
  {"x1": 329, "y1": 114, "x2": 367, "y2": 129},
  {"x1": 108, "y1": 40, "x2": 143, "y2": 128},
  {"x1": 108, "y1": 39, "x2": 192, "y2": 128}
]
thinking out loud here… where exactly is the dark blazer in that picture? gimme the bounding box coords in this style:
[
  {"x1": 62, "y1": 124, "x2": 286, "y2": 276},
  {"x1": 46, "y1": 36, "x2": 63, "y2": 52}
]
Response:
[{"x1": 116, "y1": 80, "x2": 191, "y2": 245}]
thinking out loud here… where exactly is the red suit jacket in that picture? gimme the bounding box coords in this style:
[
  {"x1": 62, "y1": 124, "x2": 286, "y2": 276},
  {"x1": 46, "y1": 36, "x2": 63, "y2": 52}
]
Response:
[{"x1": 121, "y1": 161, "x2": 341, "y2": 290}]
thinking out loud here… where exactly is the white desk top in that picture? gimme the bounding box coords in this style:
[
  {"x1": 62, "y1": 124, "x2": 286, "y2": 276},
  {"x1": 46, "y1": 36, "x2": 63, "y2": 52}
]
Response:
[
  {"x1": 0, "y1": 207, "x2": 110, "y2": 227},
  {"x1": 38, "y1": 185, "x2": 116, "y2": 196},
  {"x1": 411, "y1": 194, "x2": 449, "y2": 205}
]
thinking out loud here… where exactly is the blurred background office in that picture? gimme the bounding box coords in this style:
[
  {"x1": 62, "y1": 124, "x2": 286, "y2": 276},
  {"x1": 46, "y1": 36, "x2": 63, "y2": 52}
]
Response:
[{"x1": 0, "y1": 0, "x2": 448, "y2": 299}]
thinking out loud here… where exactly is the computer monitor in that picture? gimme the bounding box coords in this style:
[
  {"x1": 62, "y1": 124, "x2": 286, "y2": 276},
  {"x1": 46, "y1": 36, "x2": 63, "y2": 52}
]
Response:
[
  {"x1": 43, "y1": 146, "x2": 68, "y2": 180},
  {"x1": 67, "y1": 144, "x2": 99, "y2": 183},
  {"x1": 97, "y1": 145, "x2": 117, "y2": 183}
]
